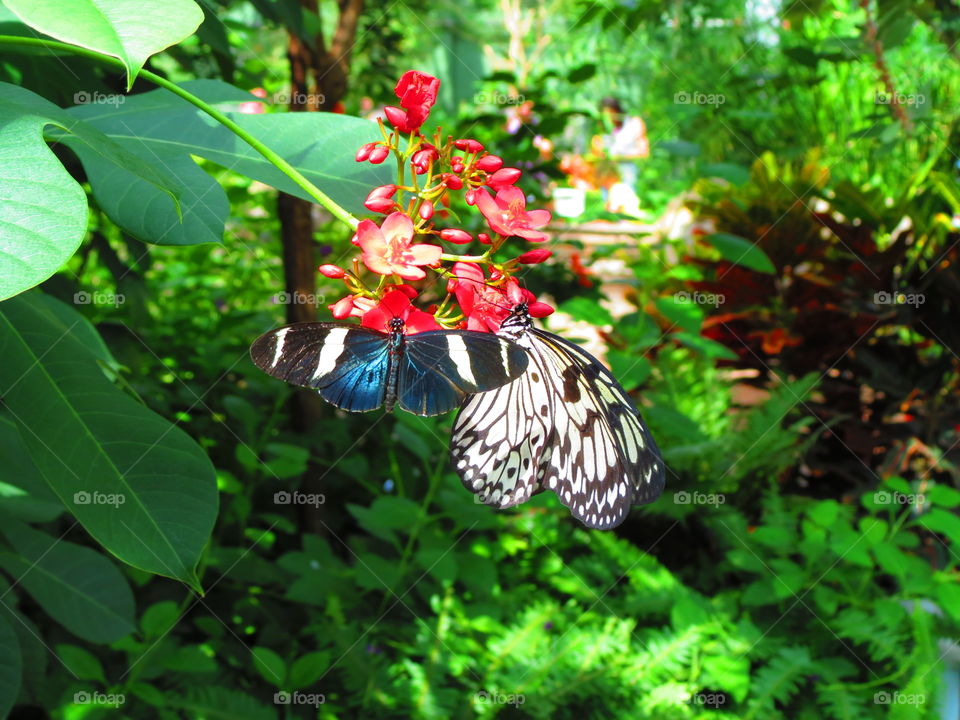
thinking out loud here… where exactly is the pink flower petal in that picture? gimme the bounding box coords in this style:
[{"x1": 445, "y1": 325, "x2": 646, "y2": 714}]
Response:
[
  {"x1": 515, "y1": 228, "x2": 549, "y2": 242},
  {"x1": 392, "y1": 265, "x2": 427, "y2": 281},
  {"x1": 380, "y1": 212, "x2": 414, "y2": 244},
  {"x1": 354, "y1": 219, "x2": 383, "y2": 249},
  {"x1": 406, "y1": 242, "x2": 443, "y2": 265},
  {"x1": 361, "y1": 252, "x2": 395, "y2": 276},
  {"x1": 525, "y1": 209, "x2": 552, "y2": 227}
]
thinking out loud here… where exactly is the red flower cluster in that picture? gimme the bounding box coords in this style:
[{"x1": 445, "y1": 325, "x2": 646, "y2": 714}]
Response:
[{"x1": 323, "y1": 70, "x2": 556, "y2": 334}]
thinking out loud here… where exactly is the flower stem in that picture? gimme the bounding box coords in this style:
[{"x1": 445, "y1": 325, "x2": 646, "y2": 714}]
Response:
[
  {"x1": 438, "y1": 253, "x2": 489, "y2": 263},
  {"x1": 0, "y1": 35, "x2": 360, "y2": 229}
]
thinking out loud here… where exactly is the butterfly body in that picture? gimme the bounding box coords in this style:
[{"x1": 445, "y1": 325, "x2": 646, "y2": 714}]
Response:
[
  {"x1": 451, "y1": 303, "x2": 665, "y2": 529},
  {"x1": 251, "y1": 319, "x2": 529, "y2": 416}
]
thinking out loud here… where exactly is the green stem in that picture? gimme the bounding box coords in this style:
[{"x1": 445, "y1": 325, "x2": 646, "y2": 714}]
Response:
[
  {"x1": 438, "y1": 253, "x2": 489, "y2": 262},
  {"x1": 0, "y1": 35, "x2": 359, "y2": 229}
]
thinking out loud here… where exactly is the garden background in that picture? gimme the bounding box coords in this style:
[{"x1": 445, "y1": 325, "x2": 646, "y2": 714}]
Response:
[{"x1": 0, "y1": 0, "x2": 959, "y2": 718}]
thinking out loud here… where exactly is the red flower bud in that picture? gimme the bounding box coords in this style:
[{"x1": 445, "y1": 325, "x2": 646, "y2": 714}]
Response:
[
  {"x1": 355, "y1": 142, "x2": 376, "y2": 162},
  {"x1": 419, "y1": 200, "x2": 434, "y2": 220},
  {"x1": 384, "y1": 105, "x2": 411, "y2": 131},
  {"x1": 443, "y1": 173, "x2": 463, "y2": 190},
  {"x1": 454, "y1": 138, "x2": 484, "y2": 154},
  {"x1": 528, "y1": 301, "x2": 555, "y2": 318},
  {"x1": 487, "y1": 167, "x2": 522, "y2": 191},
  {"x1": 318, "y1": 264, "x2": 346, "y2": 278},
  {"x1": 411, "y1": 148, "x2": 437, "y2": 175},
  {"x1": 368, "y1": 145, "x2": 390, "y2": 164},
  {"x1": 517, "y1": 248, "x2": 552, "y2": 264},
  {"x1": 439, "y1": 228, "x2": 473, "y2": 244},
  {"x1": 465, "y1": 188, "x2": 479, "y2": 206},
  {"x1": 478, "y1": 232, "x2": 491, "y2": 245},
  {"x1": 330, "y1": 296, "x2": 354, "y2": 319},
  {"x1": 451, "y1": 156, "x2": 465, "y2": 173},
  {"x1": 363, "y1": 184, "x2": 397, "y2": 213},
  {"x1": 476, "y1": 155, "x2": 503, "y2": 172}
]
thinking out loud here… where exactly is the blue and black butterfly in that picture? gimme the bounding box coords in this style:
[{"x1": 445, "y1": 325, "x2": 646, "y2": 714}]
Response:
[{"x1": 250, "y1": 317, "x2": 529, "y2": 416}]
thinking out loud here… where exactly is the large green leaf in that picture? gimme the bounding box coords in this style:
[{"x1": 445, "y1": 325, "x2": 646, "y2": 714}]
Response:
[
  {"x1": 0, "y1": 611, "x2": 20, "y2": 719},
  {"x1": 0, "y1": 416, "x2": 64, "y2": 522},
  {"x1": 702, "y1": 232, "x2": 776, "y2": 274},
  {"x1": 69, "y1": 79, "x2": 391, "y2": 221},
  {"x1": 0, "y1": 84, "x2": 86, "y2": 301},
  {"x1": 0, "y1": 82, "x2": 182, "y2": 300},
  {"x1": 3, "y1": 0, "x2": 204, "y2": 89},
  {"x1": 0, "y1": 293, "x2": 217, "y2": 590},
  {"x1": 0, "y1": 517, "x2": 135, "y2": 643},
  {"x1": 65, "y1": 141, "x2": 228, "y2": 246},
  {"x1": 0, "y1": 587, "x2": 47, "y2": 701}
]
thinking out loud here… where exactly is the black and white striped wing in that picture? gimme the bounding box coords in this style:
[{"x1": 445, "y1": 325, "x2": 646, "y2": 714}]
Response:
[
  {"x1": 450, "y1": 330, "x2": 553, "y2": 508},
  {"x1": 399, "y1": 330, "x2": 530, "y2": 416},
  {"x1": 250, "y1": 323, "x2": 391, "y2": 411},
  {"x1": 533, "y1": 330, "x2": 664, "y2": 529},
  {"x1": 451, "y1": 326, "x2": 665, "y2": 529},
  {"x1": 251, "y1": 323, "x2": 529, "y2": 416}
]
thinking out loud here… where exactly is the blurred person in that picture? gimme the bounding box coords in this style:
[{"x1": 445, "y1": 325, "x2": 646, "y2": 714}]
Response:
[{"x1": 593, "y1": 97, "x2": 649, "y2": 215}]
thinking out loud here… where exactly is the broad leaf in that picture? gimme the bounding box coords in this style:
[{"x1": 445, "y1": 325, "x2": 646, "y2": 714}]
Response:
[
  {"x1": 287, "y1": 651, "x2": 330, "y2": 689},
  {"x1": 55, "y1": 643, "x2": 106, "y2": 682},
  {"x1": 0, "y1": 588, "x2": 47, "y2": 700},
  {"x1": 65, "y1": 141, "x2": 228, "y2": 246},
  {"x1": 0, "y1": 293, "x2": 217, "y2": 590},
  {"x1": 654, "y1": 295, "x2": 703, "y2": 333},
  {"x1": 559, "y1": 296, "x2": 614, "y2": 326},
  {"x1": 0, "y1": 82, "x2": 182, "y2": 299},
  {"x1": 0, "y1": 416, "x2": 63, "y2": 522},
  {"x1": 0, "y1": 83, "x2": 85, "y2": 301},
  {"x1": 4, "y1": 0, "x2": 204, "y2": 89},
  {"x1": 0, "y1": 517, "x2": 135, "y2": 643},
  {"x1": 702, "y1": 232, "x2": 776, "y2": 274},
  {"x1": 69, "y1": 79, "x2": 391, "y2": 222},
  {"x1": 251, "y1": 646, "x2": 286, "y2": 686}
]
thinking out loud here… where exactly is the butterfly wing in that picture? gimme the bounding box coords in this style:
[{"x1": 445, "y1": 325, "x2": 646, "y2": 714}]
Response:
[
  {"x1": 450, "y1": 329, "x2": 553, "y2": 508},
  {"x1": 450, "y1": 324, "x2": 665, "y2": 529},
  {"x1": 249, "y1": 323, "x2": 390, "y2": 412},
  {"x1": 398, "y1": 330, "x2": 529, "y2": 416},
  {"x1": 531, "y1": 329, "x2": 665, "y2": 529}
]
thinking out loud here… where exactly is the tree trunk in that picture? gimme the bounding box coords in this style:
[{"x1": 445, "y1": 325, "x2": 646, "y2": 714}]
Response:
[{"x1": 276, "y1": 0, "x2": 366, "y2": 528}]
